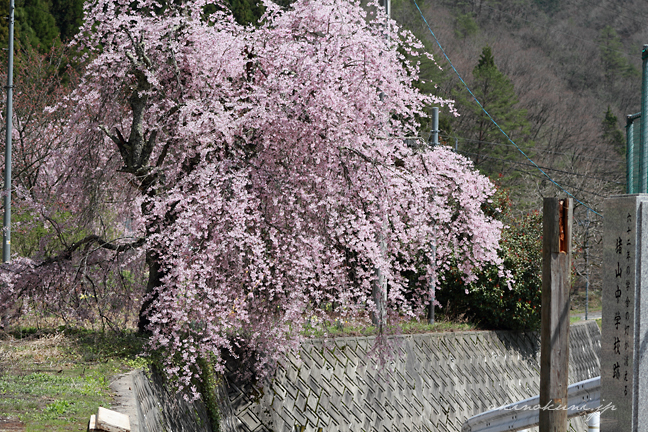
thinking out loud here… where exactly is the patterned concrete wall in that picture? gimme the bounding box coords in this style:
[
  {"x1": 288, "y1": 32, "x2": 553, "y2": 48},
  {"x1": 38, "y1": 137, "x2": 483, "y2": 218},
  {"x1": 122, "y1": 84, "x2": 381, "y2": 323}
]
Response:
[
  {"x1": 132, "y1": 368, "x2": 240, "y2": 432},
  {"x1": 225, "y1": 321, "x2": 601, "y2": 432}
]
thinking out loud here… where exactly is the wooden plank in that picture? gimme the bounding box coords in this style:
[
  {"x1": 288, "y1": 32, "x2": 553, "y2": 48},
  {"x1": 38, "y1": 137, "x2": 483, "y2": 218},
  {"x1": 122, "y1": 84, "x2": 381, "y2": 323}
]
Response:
[
  {"x1": 87, "y1": 414, "x2": 97, "y2": 432},
  {"x1": 540, "y1": 198, "x2": 572, "y2": 432},
  {"x1": 95, "y1": 407, "x2": 130, "y2": 432}
]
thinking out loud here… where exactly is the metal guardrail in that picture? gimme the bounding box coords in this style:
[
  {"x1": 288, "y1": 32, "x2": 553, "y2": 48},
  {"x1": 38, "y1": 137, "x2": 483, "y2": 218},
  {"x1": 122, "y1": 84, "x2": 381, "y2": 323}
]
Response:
[{"x1": 462, "y1": 376, "x2": 600, "y2": 432}]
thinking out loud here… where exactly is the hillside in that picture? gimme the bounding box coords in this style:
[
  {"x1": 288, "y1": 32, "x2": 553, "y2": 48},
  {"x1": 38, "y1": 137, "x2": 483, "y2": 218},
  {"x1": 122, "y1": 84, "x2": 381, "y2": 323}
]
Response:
[{"x1": 390, "y1": 0, "x2": 647, "y2": 294}]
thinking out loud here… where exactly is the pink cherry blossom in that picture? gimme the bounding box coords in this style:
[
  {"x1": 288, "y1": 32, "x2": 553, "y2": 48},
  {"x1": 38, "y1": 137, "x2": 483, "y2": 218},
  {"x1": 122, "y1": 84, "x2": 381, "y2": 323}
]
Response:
[{"x1": 1, "y1": 0, "x2": 505, "y2": 395}]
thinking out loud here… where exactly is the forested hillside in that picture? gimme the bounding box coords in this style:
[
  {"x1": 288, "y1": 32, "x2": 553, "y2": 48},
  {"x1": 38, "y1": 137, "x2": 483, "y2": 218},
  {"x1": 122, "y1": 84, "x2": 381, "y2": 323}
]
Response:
[
  {"x1": 0, "y1": 0, "x2": 83, "y2": 48},
  {"x1": 394, "y1": 0, "x2": 638, "y2": 202},
  {"x1": 0, "y1": 0, "x2": 276, "y2": 47},
  {"x1": 389, "y1": 0, "x2": 648, "y2": 298}
]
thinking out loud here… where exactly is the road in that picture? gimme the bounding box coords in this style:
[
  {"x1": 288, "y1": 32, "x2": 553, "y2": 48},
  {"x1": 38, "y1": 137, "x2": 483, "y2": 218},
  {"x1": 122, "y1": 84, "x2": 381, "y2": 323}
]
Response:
[{"x1": 571, "y1": 310, "x2": 602, "y2": 321}]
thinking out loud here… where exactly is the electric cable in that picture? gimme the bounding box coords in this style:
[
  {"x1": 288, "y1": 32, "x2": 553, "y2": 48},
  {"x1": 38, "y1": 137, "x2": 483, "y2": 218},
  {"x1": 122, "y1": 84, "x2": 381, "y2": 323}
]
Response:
[
  {"x1": 410, "y1": 0, "x2": 603, "y2": 217},
  {"x1": 457, "y1": 150, "x2": 625, "y2": 185},
  {"x1": 441, "y1": 134, "x2": 624, "y2": 164},
  {"x1": 505, "y1": 166, "x2": 611, "y2": 199}
]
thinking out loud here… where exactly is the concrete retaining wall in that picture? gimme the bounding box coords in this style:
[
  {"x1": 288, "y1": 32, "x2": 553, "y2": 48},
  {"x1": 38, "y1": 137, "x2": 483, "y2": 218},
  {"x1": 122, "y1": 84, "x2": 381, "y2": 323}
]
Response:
[
  {"x1": 131, "y1": 368, "x2": 242, "y2": 432},
  {"x1": 225, "y1": 321, "x2": 600, "y2": 432},
  {"x1": 132, "y1": 321, "x2": 601, "y2": 432}
]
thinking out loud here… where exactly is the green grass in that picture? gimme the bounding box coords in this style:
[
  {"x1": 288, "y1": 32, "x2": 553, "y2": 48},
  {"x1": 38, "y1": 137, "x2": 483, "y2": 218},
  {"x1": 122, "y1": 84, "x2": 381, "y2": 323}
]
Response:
[
  {"x1": 0, "y1": 327, "x2": 147, "y2": 432},
  {"x1": 401, "y1": 320, "x2": 476, "y2": 333},
  {"x1": 301, "y1": 317, "x2": 477, "y2": 338},
  {"x1": 569, "y1": 316, "x2": 581, "y2": 324}
]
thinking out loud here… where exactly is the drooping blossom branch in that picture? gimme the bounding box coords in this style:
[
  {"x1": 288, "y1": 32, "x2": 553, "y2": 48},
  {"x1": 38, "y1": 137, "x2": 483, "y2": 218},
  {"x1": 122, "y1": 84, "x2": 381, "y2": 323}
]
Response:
[{"x1": 1, "y1": 0, "x2": 506, "y2": 395}]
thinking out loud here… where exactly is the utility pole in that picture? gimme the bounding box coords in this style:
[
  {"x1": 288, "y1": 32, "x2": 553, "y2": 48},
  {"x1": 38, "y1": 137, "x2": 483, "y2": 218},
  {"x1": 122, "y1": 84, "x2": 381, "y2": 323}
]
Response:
[
  {"x1": 3, "y1": 0, "x2": 14, "y2": 263},
  {"x1": 640, "y1": 44, "x2": 648, "y2": 193},
  {"x1": 627, "y1": 113, "x2": 639, "y2": 194},
  {"x1": 584, "y1": 209, "x2": 590, "y2": 321},
  {"x1": 427, "y1": 240, "x2": 436, "y2": 325},
  {"x1": 428, "y1": 107, "x2": 439, "y2": 324},
  {"x1": 431, "y1": 106, "x2": 439, "y2": 146},
  {"x1": 380, "y1": 0, "x2": 391, "y2": 23}
]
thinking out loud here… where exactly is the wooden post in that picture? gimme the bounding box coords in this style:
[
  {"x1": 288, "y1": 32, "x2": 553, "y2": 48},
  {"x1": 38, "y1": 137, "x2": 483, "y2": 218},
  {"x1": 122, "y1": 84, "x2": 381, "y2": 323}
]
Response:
[{"x1": 540, "y1": 198, "x2": 572, "y2": 432}]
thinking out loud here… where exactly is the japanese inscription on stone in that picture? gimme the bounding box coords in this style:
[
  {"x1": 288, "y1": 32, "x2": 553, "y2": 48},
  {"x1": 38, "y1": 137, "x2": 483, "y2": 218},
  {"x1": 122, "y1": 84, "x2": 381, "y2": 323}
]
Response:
[
  {"x1": 601, "y1": 195, "x2": 648, "y2": 432},
  {"x1": 610, "y1": 214, "x2": 633, "y2": 396}
]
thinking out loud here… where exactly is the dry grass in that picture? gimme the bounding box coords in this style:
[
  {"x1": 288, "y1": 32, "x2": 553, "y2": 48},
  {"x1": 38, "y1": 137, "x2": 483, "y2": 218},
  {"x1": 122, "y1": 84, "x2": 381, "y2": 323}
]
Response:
[{"x1": 1, "y1": 332, "x2": 69, "y2": 369}]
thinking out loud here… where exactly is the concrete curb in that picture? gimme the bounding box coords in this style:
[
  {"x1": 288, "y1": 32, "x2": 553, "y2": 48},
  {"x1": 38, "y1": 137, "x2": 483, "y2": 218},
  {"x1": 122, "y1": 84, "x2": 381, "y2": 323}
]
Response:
[{"x1": 109, "y1": 371, "x2": 140, "y2": 432}]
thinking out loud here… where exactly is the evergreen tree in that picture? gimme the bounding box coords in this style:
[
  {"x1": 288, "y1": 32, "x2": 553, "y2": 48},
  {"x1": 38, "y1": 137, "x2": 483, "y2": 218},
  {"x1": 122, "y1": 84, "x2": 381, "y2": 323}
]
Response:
[
  {"x1": 598, "y1": 25, "x2": 638, "y2": 84},
  {"x1": 227, "y1": 0, "x2": 293, "y2": 26},
  {"x1": 229, "y1": 0, "x2": 265, "y2": 26},
  {"x1": 452, "y1": 46, "x2": 530, "y2": 178},
  {"x1": 602, "y1": 106, "x2": 625, "y2": 155},
  {"x1": 15, "y1": 0, "x2": 59, "y2": 50},
  {"x1": 0, "y1": 1, "x2": 8, "y2": 44},
  {"x1": 0, "y1": 0, "x2": 62, "y2": 51},
  {"x1": 454, "y1": 13, "x2": 478, "y2": 39},
  {"x1": 50, "y1": 0, "x2": 84, "y2": 41}
]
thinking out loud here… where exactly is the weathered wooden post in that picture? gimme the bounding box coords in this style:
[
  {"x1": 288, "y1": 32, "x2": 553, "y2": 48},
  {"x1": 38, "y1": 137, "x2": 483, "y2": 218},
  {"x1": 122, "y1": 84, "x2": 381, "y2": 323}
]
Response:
[{"x1": 539, "y1": 198, "x2": 572, "y2": 432}]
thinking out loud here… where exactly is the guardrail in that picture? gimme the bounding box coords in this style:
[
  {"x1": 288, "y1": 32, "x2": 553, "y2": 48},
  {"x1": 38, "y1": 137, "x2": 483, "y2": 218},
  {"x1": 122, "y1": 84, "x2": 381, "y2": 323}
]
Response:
[{"x1": 461, "y1": 376, "x2": 600, "y2": 432}]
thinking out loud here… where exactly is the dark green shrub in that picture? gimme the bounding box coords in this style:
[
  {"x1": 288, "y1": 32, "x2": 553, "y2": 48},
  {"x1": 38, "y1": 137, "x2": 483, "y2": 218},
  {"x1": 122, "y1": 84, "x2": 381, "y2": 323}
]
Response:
[{"x1": 436, "y1": 190, "x2": 542, "y2": 330}]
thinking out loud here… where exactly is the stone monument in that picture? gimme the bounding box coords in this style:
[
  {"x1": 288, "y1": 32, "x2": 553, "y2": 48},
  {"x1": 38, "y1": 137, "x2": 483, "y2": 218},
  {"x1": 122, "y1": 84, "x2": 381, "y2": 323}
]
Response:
[{"x1": 601, "y1": 194, "x2": 648, "y2": 431}]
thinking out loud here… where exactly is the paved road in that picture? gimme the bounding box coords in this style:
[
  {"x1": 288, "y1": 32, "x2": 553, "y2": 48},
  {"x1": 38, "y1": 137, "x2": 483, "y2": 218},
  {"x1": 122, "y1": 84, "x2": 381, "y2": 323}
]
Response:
[{"x1": 571, "y1": 310, "x2": 602, "y2": 321}]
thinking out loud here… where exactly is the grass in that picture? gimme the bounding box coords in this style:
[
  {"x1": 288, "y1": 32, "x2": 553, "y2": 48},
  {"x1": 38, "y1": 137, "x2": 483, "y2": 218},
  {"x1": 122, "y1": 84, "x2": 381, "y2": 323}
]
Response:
[
  {"x1": 300, "y1": 314, "x2": 477, "y2": 338},
  {"x1": 570, "y1": 288, "x2": 602, "y2": 314},
  {"x1": 0, "y1": 327, "x2": 147, "y2": 432}
]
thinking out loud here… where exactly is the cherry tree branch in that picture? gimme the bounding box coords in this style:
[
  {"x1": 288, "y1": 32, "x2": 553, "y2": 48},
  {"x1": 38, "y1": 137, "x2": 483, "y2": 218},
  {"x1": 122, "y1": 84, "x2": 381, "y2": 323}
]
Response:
[{"x1": 38, "y1": 235, "x2": 145, "y2": 266}]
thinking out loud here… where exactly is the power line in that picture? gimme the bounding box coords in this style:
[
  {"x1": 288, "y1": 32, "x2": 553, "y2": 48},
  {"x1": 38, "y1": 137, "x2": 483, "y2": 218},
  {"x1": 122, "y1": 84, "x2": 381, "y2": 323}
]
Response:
[
  {"x1": 510, "y1": 167, "x2": 610, "y2": 199},
  {"x1": 411, "y1": 134, "x2": 624, "y2": 164},
  {"x1": 457, "y1": 150, "x2": 625, "y2": 185},
  {"x1": 442, "y1": 134, "x2": 624, "y2": 164},
  {"x1": 410, "y1": 0, "x2": 603, "y2": 217},
  {"x1": 504, "y1": 165, "x2": 610, "y2": 199}
]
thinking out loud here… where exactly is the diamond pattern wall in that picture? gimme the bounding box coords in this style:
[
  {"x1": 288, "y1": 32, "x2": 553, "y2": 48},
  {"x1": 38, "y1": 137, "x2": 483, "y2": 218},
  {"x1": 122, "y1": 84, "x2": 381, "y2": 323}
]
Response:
[{"x1": 225, "y1": 321, "x2": 601, "y2": 432}]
